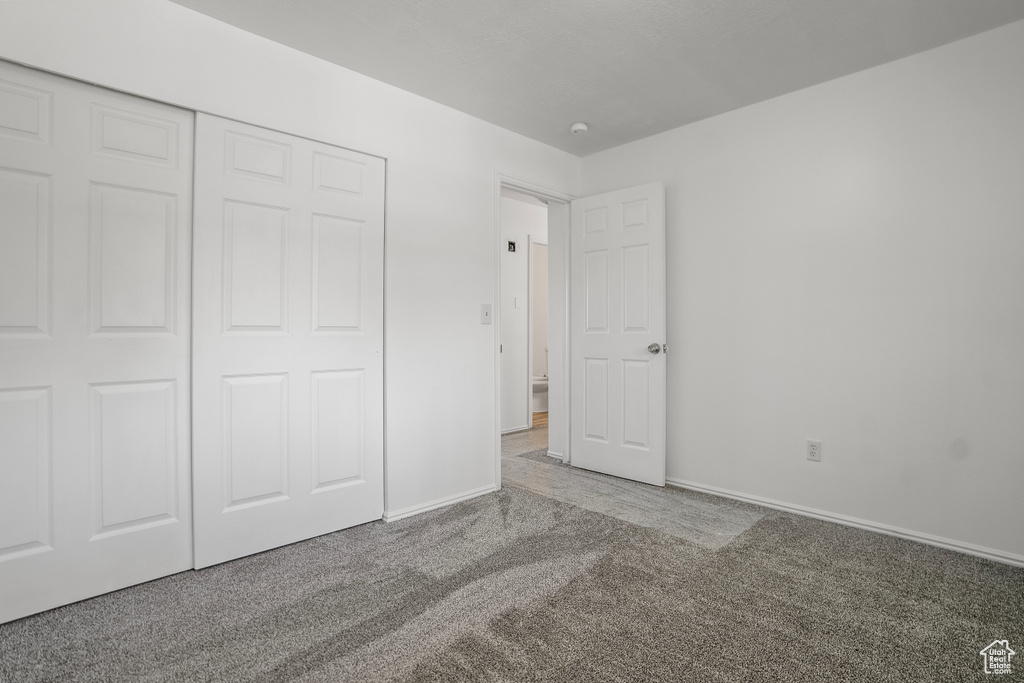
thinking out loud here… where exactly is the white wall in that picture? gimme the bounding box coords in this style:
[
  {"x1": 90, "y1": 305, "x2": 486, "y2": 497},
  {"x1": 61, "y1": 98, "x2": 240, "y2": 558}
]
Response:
[
  {"x1": 582, "y1": 20, "x2": 1024, "y2": 562},
  {"x1": 499, "y1": 196, "x2": 547, "y2": 432},
  {"x1": 531, "y1": 242, "x2": 549, "y2": 414},
  {"x1": 532, "y1": 243, "x2": 549, "y2": 379},
  {"x1": 0, "y1": 0, "x2": 581, "y2": 518}
]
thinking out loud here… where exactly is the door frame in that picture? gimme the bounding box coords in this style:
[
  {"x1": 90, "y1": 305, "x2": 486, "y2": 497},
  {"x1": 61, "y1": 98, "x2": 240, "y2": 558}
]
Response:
[{"x1": 493, "y1": 173, "x2": 574, "y2": 490}]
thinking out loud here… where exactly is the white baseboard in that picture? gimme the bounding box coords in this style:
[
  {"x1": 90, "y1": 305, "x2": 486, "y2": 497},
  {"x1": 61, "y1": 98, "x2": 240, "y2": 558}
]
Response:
[
  {"x1": 666, "y1": 477, "x2": 1024, "y2": 568},
  {"x1": 546, "y1": 449, "x2": 564, "y2": 460},
  {"x1": 383, "y1": 484, "x2": 496, "y2": 523},
  {"x1": 501, "y1": 425, "x2": 530, "y2": 435}
]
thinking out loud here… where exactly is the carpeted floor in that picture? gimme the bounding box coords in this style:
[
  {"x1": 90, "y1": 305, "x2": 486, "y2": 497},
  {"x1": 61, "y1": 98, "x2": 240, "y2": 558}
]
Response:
[
  {"x1": 503, "y1": 450, "x2": 766, "y2": 550},
  {"x1": 0, "y1": 447, "x2": 1021, "y2": 682},
  {"x1": 501, "y1": 425, "x2": 549, "y2": 457}
]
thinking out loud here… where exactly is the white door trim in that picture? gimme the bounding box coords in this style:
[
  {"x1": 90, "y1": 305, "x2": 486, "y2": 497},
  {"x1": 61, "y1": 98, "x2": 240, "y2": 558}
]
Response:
[{"x1": 493, "y1": 173, "x2": 574, "y2": 491}]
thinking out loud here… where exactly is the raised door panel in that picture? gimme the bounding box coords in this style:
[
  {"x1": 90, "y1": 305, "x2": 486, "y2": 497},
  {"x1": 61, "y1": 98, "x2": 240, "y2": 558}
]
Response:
[
  {"x1": 89, "y1": 184, "x2": 177, "y2": 334},
  {"x1": 622, "y1": 361, "x2": 650, "y2": 449},
  {"x1": 584, "y1": 251, "x2": 609, "y2": 333},
  {"x1": 622, "y1": 199, "x2": 648, "y2": 231},
  {"x1": 622, "y1": 245, "x2": 649, "y2": 334},
  {"x1": 313, "y1": 152, "x2": 364, "y2": 196},
  {"x1": 0, "y1": 169, "x2": 50, "y2": 336},
  {"x1": 584, "y1": 359, "x2": 609, "y2": 442},
  {"x1": 0, "y1": 387, "x2": 52, "y2": 559},
  {"x1": 584, "y1": 206, "x2": 607, "y2": 235},
  {"x1": 91, "y1": 105, "x2": 179, "y2": 168},
  {"x1": 90, "y1": 381, "x2": 178, "y2": 535},
  {"x1": 0, "y1": 77, "x2": 52, "y2": 144},
  {"x1": 226, "y1": 131, "x2": 291, "y2": 185},
  {"x1": 223, "y1": 374, "x2": 289, "y2": 508},
  {"x1": 311, "y1": 214, "x2": 363, "y2": 332},
  {"x1": 223, "y1": 201, "x2": 289, "y2": 333},
  {"x1": 311, "y1": 370, "x2": 364, "y2": 490}
]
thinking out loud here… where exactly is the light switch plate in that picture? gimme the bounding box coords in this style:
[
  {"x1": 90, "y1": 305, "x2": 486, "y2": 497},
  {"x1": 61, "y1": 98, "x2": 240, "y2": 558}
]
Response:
[{"x1": 480, "y1": 304, "x2": 492, "y2": 324}]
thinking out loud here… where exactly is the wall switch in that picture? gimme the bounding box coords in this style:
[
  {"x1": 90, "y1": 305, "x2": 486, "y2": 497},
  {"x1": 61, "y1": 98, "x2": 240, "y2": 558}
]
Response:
[
  {"x1": 480, "y1": 304, "x2": 492, "y2": 325},
  {"x1": 807, "y1": 440, "x2": 822, "y2": 462}
]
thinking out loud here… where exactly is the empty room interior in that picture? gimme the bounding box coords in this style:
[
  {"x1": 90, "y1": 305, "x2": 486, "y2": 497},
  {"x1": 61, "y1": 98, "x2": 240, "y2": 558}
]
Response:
[{"x1": 1, "y1": 1, "x2": 1022, "y2": 680}]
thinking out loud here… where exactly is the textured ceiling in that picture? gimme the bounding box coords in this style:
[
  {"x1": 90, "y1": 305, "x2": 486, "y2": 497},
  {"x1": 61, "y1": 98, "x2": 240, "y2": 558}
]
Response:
[{"x1": 168, "y1": 0, "x2": 1024, "y2": 156}]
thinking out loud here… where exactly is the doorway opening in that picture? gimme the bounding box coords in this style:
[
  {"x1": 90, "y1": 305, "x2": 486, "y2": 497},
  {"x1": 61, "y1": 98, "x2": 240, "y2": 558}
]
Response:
[
  {"x1": 530, "y1": 238, "x2": 549, "y2": 430},
  {"x1": 494, "y1": 177, "x2": 572, "y2": 490},
  {"x1": 499, "y1": 188, "x2": 549, "y2": 458},
  {"x1": 494, "y1": 178, "x2": 667, "y2": 492}
]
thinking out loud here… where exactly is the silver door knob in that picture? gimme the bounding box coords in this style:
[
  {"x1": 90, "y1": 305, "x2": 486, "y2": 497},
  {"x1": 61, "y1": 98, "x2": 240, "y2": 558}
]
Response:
[{"x1": 648, "y1": 343, "x2": 661, "y2": 354}]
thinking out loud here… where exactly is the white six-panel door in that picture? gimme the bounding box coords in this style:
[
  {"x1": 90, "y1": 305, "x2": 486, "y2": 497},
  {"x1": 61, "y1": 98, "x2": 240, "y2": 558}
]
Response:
[
  {"x1": 191, "y1": 115, "x2": 385, "y2": 568},
  {"x1": 570, "y1": 182, "x2": 666, "y2": 485},
  {"x1": 0, "y1": 61, "x2": 195, "y2": 623}
]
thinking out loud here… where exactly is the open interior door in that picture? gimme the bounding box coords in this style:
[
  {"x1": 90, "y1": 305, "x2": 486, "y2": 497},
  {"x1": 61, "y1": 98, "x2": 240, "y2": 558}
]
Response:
[{"x1": 570, "y1": 182, "x2": 666, "y2": 485}]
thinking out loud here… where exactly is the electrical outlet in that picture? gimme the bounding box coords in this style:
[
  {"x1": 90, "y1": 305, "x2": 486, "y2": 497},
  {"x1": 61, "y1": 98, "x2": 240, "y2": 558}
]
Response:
[{"x1": 807, "y1": 440, "x2": 822, "y2": 462}]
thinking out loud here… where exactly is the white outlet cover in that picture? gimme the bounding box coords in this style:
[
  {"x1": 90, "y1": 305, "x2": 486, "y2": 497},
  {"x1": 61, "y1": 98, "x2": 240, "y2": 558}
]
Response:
[{"x1": 807, "y1": 440, "x2": 822, "y2": 462}]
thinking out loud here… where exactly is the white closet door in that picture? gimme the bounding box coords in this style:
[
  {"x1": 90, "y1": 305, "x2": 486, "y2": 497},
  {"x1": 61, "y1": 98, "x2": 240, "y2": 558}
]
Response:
[
  {"x1": 570, "y1": 182, "x2": 666, "y2": 486},
  {"x1": 192, "y1": 115, "x2": 384, "y2": 568},
  {"x1": 0, "y1": 61, "x2": 194, "y2": 623}
]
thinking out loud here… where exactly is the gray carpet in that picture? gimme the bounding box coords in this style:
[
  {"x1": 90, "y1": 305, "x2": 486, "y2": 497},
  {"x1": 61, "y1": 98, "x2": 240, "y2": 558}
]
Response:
[
  {"x1": 1, "y1": 456, "x2": 1021, "y2": 682},
  {"x1": 501, "y1": 425, "x2": 549, "y2": 457},
  {"x1": 503, "y1": 451, "x2": 765, "y2": 550}
]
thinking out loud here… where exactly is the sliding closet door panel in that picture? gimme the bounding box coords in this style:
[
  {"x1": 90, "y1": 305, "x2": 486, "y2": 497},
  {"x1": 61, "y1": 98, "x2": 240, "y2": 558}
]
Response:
[
  {"x1": 192, "y1": 114, "x2": 384, "y2": 569},
  {"x1": 0, "y1": 61, "x2": 194, "y2": 624}
]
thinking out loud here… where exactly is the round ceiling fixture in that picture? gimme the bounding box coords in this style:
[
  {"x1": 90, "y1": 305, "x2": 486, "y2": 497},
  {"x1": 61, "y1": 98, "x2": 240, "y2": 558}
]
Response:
[{"x1": 570, "y1": 122, "x2": 589, "y2": 135}]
